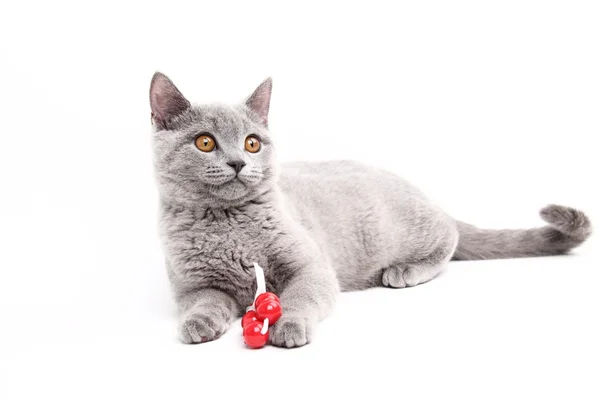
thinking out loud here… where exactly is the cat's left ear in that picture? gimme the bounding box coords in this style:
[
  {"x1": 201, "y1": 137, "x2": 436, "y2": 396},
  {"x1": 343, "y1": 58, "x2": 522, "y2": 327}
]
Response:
[
  {"x1": 245, "y1": 78, "x2": 272, "y2": 127},
  {"x1": 149, "y1": 72, "x2": 191, "y2": 130}
]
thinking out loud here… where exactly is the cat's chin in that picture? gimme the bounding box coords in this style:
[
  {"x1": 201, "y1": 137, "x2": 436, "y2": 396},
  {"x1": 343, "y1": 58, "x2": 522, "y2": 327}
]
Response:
[{"x1": 207, "y1": 180, "x2": 252, "y2": 202}]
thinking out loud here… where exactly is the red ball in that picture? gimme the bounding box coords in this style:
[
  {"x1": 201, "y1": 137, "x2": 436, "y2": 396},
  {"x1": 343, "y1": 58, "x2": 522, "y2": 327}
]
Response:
[
  {"x1": 255, "y1": 299, "x2": 282, "y2": 325},
  {"x1": 243, "y1": 321, "x2": 269, "y2": 348},
  {"x1": 255, "y1": 292, "x2": 280, "y2": 308},
  {"x1": 241, "y1": 310, "x2": 258, "y2": 327}
]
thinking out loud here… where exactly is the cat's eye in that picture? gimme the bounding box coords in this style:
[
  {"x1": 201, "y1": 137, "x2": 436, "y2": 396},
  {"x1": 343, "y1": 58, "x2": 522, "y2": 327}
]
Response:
[
  {"x1": 245, "y1": 135, "x2": 261, "y2": 153},
  {"x1": 195, "y1": 134, "x2": 216, "y2": 152}
]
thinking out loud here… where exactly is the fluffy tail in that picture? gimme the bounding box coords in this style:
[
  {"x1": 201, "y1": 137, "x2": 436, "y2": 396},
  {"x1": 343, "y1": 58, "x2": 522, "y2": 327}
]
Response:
[{"x1": 452, "y1": 205, "x2": 592, "y2": 261}]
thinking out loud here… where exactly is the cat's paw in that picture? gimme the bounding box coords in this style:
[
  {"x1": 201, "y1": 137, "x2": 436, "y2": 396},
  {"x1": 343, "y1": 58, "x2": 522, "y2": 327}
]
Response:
[
  {"x1": 179, "y1": 312, "x2": 230, "y2": 344},
  {"x1": 382, "y1": 265, "x2": 420, "y2": 288},
  {"x1": 382, "y1": 262, "x2": 446, "y2": 288},
  {"x1": 270, "y1": 315, "x2": 313, "y2": 348}
]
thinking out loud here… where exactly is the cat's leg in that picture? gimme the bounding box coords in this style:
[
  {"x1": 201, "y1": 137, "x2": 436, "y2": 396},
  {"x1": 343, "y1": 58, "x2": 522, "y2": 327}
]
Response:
[
  {"x1": 177, "y1": 288, "x2": 242, "y2": 344},
  {"x1": 382, "y1": 228, "x2": 458, "y2": 288},
  {"x1": 270, "y1": 256, "x2": 340, "y2": 348}
]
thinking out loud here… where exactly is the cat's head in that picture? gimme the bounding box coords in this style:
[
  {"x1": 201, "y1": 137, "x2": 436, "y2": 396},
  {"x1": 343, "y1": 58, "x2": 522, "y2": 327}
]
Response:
[{"x1": 150, "y1": 72, "x2": 277, "y2": 205}]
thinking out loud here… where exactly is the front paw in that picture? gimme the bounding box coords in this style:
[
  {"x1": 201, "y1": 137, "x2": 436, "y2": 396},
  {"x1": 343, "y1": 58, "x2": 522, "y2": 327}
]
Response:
[
  {"x1": 179, "y1": 312, "x2": 230, "y2": 344},
  {"x1": 270, "y1": 315, "x2": 314, "y2": 348}
]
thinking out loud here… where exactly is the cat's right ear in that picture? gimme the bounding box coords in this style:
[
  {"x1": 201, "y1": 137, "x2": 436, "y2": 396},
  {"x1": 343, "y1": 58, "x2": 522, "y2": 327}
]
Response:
[{"x1": 149, "y1": 72, "x2": 191, "y2": 130}]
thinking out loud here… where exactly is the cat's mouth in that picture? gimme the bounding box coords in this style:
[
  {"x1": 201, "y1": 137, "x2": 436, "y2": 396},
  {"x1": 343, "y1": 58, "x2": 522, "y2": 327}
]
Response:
[
  {"x1": 201, "y1": 173, "x2": 243, "y2": 187},
  {"x1": 202, "y1": 170, "x2": 266, "y2": 201},
  {"x1": 205, "y1": 177, "x2": 244, "y2": 187},
  {"x1": 201, "y1": 167, "x2": 265, "y2": 188},
  {"x1": 225, "y1": 173, "x2": 261, "y2": 187},
  {"x1": 222, "y1": 175, "x2": 248, "y2": 186}
]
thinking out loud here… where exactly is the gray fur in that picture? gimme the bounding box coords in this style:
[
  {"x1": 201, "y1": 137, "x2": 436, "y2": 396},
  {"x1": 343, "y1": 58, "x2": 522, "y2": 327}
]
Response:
[{"x1": 150, "y1": 72, "x2": 592, "y2": 348}]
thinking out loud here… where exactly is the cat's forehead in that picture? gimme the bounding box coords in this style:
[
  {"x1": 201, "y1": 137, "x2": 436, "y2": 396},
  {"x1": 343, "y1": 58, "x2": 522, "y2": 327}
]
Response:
[{"x1": 183, "y1": 104, "x2": 251, "y2": 135}]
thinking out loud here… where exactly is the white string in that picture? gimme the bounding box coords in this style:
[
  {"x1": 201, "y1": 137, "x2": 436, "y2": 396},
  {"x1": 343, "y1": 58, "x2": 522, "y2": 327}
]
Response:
[
  {"x1": 252, "y1": 263, "x2": 270, "y2": 336},
  {"x1": 260, "y1": 318, "x2": 269, "y2": 335},
  {"x1": 253, "y1": 262, "x2": 266, "y2": 300}
]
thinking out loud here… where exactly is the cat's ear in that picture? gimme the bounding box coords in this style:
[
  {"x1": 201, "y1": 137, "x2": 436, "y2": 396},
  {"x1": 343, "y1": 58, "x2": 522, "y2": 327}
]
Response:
[
  {"x1": 149, "y1": 72, "x2": 191, "y2": 130},
  {"x1": 245, "y1": 78, "x2": 272, "y2": 126}
]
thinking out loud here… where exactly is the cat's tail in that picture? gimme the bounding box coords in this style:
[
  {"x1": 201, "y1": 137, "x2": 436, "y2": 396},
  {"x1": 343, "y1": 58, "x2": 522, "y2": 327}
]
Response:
[{"x1": 452, "y1": 204, "x2": 592, "y2": 261}]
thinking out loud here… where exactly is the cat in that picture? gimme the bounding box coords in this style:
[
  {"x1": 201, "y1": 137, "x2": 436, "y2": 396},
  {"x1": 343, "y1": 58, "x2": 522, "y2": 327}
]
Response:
[{"x1": 150, "y1": 72, "x2": 592, "y2": 348}]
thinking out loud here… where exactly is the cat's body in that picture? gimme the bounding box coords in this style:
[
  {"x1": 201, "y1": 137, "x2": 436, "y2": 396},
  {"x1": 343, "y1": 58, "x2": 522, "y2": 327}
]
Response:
[
  {"x1": 150, "y1": 73, "x2": 591, "y2": 348},
  {"x1": 278, "y1": 160, "x2": 458, "y2": 291}
]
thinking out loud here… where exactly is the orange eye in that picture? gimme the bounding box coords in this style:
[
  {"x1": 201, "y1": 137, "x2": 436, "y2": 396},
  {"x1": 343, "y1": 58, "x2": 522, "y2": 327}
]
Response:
[
  {"x1": 195, "y1": 134, "x2": 216, "y2": 152},
  {"x1": 245, "y1": 136, "x2": 261, "y2": 153}
]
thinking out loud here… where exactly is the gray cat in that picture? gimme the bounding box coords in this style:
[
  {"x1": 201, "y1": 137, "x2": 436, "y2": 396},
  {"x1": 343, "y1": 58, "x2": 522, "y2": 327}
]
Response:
[{"x1": 150, "y1": 72, "x2": 592, "y2": 348}]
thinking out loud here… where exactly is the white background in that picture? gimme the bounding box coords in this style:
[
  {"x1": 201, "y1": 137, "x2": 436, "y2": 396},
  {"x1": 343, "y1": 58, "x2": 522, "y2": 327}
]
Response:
[{"x1": 1, "y1": 1, "x2": 599, "y2": 399}]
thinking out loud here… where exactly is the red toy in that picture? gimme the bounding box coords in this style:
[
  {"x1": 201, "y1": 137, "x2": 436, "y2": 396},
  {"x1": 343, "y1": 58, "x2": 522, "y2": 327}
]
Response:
[
  {"x1": 243, "y1": 320, "x2": 269, "y2": 348},
  {"x1": 241, "y1": 310, "x2": 259, "y2": 327},
  {"x1": 241, "y1": 263, "x2": 283, "y2": 348}
]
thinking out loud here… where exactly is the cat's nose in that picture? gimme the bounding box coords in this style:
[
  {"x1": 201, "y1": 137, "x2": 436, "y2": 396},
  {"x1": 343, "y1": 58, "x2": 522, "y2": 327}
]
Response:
[{"x1": 227, "y1": 160, "x2": 246, "y2": 174}]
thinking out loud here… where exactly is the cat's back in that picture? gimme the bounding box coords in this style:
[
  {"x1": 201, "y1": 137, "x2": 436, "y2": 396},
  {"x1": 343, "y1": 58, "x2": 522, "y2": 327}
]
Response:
[
  {"x1": 279, "y1": 160, "x2": 414, "y2": 200},
  {"x1": 281, "y1": 159, "x2": 369, "y2": 177},
  {"x1": 278, "y1": 160, "x2": 441, "y2": 227},
  {"x1": 278, "y1": 160, "x2": 423, "y2": 238},
  {"x1": 279, "y1": 160, "x2": 385, "y2": 190}
]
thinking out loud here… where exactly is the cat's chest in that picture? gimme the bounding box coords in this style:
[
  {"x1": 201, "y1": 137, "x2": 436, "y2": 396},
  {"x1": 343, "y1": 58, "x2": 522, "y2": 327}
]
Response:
[
  {"x1": 161, "y1": 206, "x2": 277, "y2": 291},
  {"x1": 187, "y1": 218, "x2": 267, "y2": 269}
]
